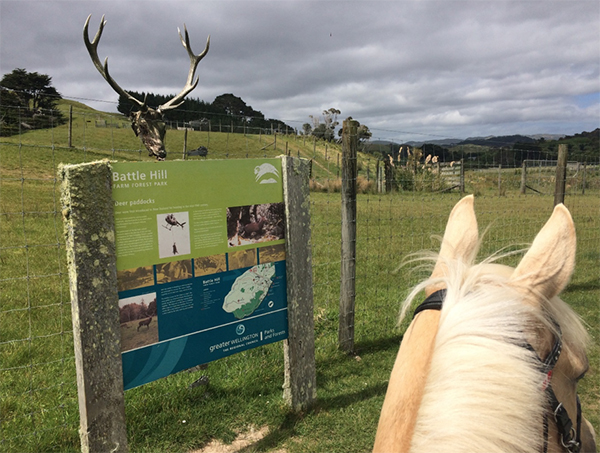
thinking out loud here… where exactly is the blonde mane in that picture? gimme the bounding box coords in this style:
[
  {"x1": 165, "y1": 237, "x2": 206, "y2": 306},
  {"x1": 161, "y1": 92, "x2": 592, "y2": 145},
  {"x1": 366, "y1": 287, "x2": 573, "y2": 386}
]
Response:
[{"x1": 399, "y1": 253, "x2": 589, "y2": 453}]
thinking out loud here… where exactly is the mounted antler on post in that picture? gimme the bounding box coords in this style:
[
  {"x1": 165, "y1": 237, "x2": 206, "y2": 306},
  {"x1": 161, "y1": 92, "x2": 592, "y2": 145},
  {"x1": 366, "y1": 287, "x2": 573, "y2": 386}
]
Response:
[{"x1": 83, "y1": 14, "x2": 210, "y2": 160}]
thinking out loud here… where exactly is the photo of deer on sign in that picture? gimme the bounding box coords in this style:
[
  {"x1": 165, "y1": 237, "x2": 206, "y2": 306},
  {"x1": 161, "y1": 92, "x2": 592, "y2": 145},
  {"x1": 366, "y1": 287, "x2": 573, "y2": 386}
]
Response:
[
  {"x1": 226, "y1": 203, "x2": 285, "y2": 247},
  {"x1": 119, "y1": 293, "x2": 159, "y2": 352}
]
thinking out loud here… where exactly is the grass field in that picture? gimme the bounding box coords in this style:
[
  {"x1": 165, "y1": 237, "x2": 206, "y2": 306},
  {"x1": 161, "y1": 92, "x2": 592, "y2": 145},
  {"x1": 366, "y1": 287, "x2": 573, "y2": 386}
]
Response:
[
  {"x1": 120, "y1": 318, "x2": 159, "y2": 352},
  {"x1": 0, "y1": 102, "x2": 598, "y2": 452}
]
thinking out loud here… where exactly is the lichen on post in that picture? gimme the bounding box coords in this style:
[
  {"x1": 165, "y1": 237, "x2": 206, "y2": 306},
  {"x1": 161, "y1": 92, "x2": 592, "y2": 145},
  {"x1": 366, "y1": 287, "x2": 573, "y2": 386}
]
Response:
[{"x1": 59, "y1": 159, "x2": 128, "y2": 453}]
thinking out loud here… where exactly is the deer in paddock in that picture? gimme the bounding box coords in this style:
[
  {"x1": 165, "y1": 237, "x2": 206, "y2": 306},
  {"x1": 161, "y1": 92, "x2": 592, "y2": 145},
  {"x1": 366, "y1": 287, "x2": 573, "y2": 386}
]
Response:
[
  {"x1": 83, "y1": 14, "x2": 210, "y2": 160},
  {"x1": 242, "y1": 218, "x2": 266, "y2": 239},
  {"x1": 138, "y1": 316, "x2": 153, "y2": 331}
]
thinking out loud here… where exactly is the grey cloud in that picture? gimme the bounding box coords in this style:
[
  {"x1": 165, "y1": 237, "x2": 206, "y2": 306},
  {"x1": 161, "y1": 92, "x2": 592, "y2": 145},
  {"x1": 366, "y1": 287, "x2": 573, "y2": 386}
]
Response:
[{"x1": 1, "y1": 0, "x2": 598, "y2": 142}]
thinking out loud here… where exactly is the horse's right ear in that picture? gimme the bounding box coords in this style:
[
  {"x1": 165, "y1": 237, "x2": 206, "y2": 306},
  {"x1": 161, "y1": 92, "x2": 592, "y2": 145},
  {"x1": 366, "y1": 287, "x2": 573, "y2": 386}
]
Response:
[
  {"x1": 511, "y1": 203, "x2": 576, "y2": 302},
  {"x1": 428, "y1": 195, "x2": 479, "y2": 295}
]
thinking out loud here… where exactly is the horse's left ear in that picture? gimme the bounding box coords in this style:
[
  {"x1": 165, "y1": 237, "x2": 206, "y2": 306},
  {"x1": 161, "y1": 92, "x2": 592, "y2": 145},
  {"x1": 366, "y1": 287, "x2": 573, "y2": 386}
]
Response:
[{"x1": 511, "y1": 204, "x2": 576, "y2": 301}]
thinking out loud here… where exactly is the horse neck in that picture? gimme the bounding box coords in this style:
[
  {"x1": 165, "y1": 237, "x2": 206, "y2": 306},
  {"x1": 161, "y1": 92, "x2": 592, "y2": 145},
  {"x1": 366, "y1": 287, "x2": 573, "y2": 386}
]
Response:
[{"x1": 373, "y1": 310, "x2": 440, "y2": 452}]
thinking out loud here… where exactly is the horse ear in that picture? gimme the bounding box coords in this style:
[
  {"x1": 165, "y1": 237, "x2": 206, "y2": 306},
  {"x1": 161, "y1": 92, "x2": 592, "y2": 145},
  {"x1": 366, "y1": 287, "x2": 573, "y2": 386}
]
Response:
[
  {"x1": 511, "y1": 204, "x2": 576, "y2": 301},
  {"x1": 428, "y1": 195, "x2": 479, "y2": 295}
]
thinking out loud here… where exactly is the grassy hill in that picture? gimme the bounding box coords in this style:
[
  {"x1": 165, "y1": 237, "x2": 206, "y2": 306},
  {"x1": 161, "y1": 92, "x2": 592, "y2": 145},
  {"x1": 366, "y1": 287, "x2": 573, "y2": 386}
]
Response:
[{"x1": 1, "y1": 100, "x2": 387, "y2": 190}]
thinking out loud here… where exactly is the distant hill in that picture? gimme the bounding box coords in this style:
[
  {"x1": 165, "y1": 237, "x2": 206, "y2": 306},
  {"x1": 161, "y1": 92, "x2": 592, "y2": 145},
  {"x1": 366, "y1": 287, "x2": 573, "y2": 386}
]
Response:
[
  {"x1": 456, "y1": 135, "x2": 537, "y2": 147},
  {"x1": 394, "y1": 134, "x2": 568, "y2": 148},
  {"x1": 564, "y1": 128, "x2": 599, "y2": 142},
  {"x1": 539, "y1": 128, "x2": 599, "y2": 161},
  {"x1": 527, "y1": 134, "x2": 565, "y2": 141},
  {"x1": 403, "y1": 138, "x2": 463, "y2": 147}
]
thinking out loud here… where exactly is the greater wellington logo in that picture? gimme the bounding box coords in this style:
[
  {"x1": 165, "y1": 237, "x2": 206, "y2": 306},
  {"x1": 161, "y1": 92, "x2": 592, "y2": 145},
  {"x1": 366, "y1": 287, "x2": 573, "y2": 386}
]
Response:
[{"x1": 254, "y1": 163, "x2": 280, "y2": 184}]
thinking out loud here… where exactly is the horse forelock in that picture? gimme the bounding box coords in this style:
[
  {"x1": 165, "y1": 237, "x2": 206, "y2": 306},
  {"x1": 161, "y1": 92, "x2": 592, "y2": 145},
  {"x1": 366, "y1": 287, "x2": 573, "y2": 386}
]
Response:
[{"x1": 402, "y1": 255, "x2": 589, "y2": 453}]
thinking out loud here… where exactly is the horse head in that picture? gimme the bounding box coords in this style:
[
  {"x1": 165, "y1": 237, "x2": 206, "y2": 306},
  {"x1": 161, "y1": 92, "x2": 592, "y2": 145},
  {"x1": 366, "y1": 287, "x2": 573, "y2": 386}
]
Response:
[{"x1": 373, "y1": 196, "x2": 595, "y2": 453}]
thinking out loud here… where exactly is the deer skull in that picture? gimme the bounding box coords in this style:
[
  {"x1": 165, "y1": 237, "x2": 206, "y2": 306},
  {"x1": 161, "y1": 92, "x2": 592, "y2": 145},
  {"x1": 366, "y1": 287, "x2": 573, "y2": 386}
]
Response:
[{"x1": 83, "y1": 15, "x2": 210, "y2": 160}]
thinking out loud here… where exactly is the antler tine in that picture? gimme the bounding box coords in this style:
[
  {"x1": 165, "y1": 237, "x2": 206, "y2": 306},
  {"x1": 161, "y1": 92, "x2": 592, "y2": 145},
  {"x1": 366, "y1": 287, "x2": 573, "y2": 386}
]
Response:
[
  {"x1": 159, "y1": 25, "x2": 210, "y2": 112},
  {"x1": 83, "y1": 14, "x2": 145, "y2": 108}
]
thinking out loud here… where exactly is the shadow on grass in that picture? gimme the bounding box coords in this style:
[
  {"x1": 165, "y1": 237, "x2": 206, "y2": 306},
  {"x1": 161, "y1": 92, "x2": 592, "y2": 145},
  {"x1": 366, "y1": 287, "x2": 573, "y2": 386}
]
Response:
[
  {"x1": 563, "y1": 279, "x2": 600, "y2": 293},
  {"x1": 353, "y1": 334, "x2": 403, "y2": 355},
  {"x1": 241, "y1": 337, "x2": 403, "y2": 452},
  {"x1": 239, "y1": 382, "x2": 388, "y2": 452}
]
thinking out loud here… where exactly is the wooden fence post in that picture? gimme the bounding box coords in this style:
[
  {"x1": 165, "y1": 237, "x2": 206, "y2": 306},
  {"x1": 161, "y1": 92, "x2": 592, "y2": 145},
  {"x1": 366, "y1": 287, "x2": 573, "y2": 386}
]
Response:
[
  {"x1": 582, "y1": 162, "x2": 587, "y2": 195},
  {"x1": 554, "y1": 144, "x2": 568, "y2": 206},
  {"x1": 498, "y1": 164, "x2": 502, "y2": 197},
  {"x1": 183, "y1": 127, "x2": 188, "y2": 160},
  {"x1": 520, "y1": 160, "x2": 527, "y2": 195},
  {"x1": 459, "y1": 159, "x2": 465, "y2": 194},
  {"x1": 281, "y1": 156, "x2": 317, "y2": 412},
  {"x1": 339, "y1": 119, "x2": 358, "y2": 354},
  {"x1": 68, "y1": 105, "x2": 73, "y2": 148},
  {"x1": 59, "y1": 160, "x2": 128, "y2": 453}
]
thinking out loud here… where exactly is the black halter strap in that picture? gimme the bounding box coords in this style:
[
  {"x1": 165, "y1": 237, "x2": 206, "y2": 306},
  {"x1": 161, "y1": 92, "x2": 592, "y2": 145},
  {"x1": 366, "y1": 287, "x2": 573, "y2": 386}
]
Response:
[
  {"x1": 412, "y1": 290, "x2": 581, "y2": 453},
  {"x1": 527, "y1": 326, "x2": 581, "y2": 453},
  {"x1": 412, "y1": 289, "x2": 446, "y2": 319}
]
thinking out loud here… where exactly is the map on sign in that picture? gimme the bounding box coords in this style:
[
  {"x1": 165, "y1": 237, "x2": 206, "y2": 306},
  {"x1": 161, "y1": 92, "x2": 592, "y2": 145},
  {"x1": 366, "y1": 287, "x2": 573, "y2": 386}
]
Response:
[{"x1": 223, "y1": 263, "x2": 276, "y2": 319}]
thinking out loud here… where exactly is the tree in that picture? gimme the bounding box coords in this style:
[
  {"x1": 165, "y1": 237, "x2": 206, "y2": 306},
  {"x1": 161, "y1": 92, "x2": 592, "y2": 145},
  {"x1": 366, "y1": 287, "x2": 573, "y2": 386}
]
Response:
[
  {"x1": 0, "y1": 68, "x2": 65, "y2": 136},
  {"x1": 322, "y1": 108, "x2": 341, "y2": 131},
  {"x1": 213, "y1": 93, "x2": 255, "y2": 118},
  {"x1": 337, "y1": 119, "x2": 372, "y2": 149},
  {"x1": 1, "y1": 68, "x2": 61, "y2": 113},
  {"x1": 312, "y1": 123, "x2": 335, "y2": 142},
  {"x1": 310, "y1": 108, "x2": 341, "y2": 142}
]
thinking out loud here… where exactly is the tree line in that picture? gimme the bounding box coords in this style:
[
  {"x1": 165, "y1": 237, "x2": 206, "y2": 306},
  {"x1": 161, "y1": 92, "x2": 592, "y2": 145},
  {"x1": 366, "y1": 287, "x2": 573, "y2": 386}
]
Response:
[
  {"x1": 120, "y1": 298, "x2": 157, "y2": 324},
  {"x1": 118, "y1": 91, "x2": 295, "y2": 133}
]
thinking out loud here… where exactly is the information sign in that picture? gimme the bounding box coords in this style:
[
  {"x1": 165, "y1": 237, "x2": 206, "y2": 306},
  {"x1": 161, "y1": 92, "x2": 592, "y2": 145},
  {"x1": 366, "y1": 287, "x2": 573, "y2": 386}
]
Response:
[{"x1": 112, "y1": 159, "x2": 288, "y2": 390}]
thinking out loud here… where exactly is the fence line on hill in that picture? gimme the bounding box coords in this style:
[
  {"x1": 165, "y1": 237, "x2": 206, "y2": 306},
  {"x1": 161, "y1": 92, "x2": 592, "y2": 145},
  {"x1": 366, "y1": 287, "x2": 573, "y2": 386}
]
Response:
[{"x1": 0, "y1": 106, "x2": 598, "y2": 450}]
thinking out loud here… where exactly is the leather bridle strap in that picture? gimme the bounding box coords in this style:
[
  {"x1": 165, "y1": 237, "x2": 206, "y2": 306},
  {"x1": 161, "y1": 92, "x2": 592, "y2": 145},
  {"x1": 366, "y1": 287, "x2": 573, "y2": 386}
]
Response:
[
  {"x1": 546, "y1": 389, "x2": 582, "y2": 453},
  {"x1": 412, "y1": 289, "x2": 446, "y2": 319}
]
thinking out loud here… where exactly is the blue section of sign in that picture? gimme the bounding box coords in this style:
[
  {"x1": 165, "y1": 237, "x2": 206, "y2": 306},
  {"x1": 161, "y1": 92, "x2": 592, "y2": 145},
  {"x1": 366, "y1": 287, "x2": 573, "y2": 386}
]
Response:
[
  {"x1": 122, "y1": 307, "x2": 288, "y2": 390},
  {"x1": 120, "y1": 260, "x2": 287, "y2": 390}
]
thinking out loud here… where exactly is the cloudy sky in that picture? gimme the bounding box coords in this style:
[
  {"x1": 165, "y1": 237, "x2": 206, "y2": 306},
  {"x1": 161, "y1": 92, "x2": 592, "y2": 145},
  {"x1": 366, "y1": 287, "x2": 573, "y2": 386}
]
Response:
[{"x1": 1, "y1": 0, "x2": 598, "y2": 142}]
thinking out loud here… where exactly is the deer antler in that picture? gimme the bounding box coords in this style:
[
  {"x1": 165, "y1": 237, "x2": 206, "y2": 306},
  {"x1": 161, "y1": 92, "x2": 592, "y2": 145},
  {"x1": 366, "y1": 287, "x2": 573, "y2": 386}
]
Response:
[
  {"x1": 83, "y1": 14, "x2": 210, "y2": 161},
  {"x1": 158, "y1": 26, "x2": 210, "y2": 112},
  {"x1": 83, "y1": 15, "x2": 147, "y2": 109}
]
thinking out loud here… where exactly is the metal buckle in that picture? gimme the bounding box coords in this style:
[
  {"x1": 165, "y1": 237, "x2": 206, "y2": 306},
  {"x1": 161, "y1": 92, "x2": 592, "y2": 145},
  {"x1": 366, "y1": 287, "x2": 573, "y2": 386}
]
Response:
[{"x1": 560, "y1": 429, "x2": 580, "y2": 453}]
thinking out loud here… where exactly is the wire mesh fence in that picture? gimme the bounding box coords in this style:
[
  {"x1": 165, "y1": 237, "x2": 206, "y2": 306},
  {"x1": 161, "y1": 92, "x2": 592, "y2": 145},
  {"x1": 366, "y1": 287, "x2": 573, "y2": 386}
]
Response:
[{"x1": 1, "y1": 104, "x2": 598, "y2": 451}]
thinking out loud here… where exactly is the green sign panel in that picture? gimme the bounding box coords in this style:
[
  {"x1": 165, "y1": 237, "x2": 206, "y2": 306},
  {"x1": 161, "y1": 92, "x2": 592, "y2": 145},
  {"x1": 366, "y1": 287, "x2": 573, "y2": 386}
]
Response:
[{"x1": 112, "y1": 159, "x2": 288, "y2": 390}]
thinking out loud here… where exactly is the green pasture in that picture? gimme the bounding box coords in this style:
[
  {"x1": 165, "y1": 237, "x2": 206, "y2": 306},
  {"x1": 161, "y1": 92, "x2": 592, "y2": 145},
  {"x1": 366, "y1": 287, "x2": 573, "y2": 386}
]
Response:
[
  {"x1": 0, "y1": 103, "x2": 598, "y2": 452},
  {"x1": 120, "y1": 319, "x2": 159, "y2": 352}
]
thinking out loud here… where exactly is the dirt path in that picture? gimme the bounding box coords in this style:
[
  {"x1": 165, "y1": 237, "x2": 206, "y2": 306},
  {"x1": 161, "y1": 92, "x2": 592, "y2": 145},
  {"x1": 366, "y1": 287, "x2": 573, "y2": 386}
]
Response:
[{"x1": 190, "y1": 426, "x2": 286, "y2": 453}]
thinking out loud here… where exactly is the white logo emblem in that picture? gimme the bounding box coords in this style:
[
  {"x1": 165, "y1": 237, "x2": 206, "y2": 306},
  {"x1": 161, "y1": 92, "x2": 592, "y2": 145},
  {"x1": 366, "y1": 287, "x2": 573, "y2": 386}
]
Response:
[{"x1": 254, "y1": 163, "x2": 280, "y2": 184}]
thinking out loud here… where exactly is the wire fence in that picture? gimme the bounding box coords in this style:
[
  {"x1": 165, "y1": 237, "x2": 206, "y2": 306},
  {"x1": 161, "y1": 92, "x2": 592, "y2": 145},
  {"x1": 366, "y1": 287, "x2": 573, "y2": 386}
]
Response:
[{"x1": 1, "y1": 104, "x2": 598, "y2": 451}]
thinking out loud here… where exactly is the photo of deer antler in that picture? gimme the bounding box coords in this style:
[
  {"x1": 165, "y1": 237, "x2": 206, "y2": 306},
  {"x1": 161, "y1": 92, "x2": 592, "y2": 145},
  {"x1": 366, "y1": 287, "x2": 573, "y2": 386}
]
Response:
[{"x1": 83, "y1": 14, "x2": 210, "y2": 160}]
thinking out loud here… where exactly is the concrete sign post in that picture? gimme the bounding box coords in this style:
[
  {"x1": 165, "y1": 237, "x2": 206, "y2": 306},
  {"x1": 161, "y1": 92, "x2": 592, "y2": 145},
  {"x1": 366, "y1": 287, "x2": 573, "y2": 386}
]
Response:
[{"x1": 59, "y1": 160, "x2": 128, "y2": 453}]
